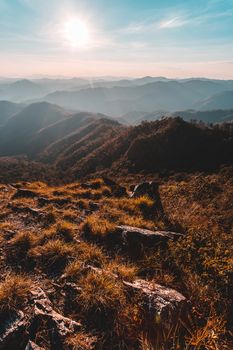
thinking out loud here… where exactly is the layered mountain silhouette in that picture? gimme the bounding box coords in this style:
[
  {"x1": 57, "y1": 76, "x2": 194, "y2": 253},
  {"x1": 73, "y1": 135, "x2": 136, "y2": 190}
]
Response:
[
  {"x1": 0, "y1": 79, "x2": 47, "y2": 101},
  {"x1": 198, "y1": 91, "x2": 233, "y2": 110},
  {"x1": 0, "y1": 101, "x2": 232, "y2": 182},
  {"x1": 0, "y1": 101, "x2": 24, "y2": 125},
  {"x1": 1, "y1": 77, "x2": 233, "y2": 119}
]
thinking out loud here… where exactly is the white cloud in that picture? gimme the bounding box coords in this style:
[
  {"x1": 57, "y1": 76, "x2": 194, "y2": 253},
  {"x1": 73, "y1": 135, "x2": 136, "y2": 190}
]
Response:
[{"x1": 159, "y1": 17, "x2": 188, "y2": 29}]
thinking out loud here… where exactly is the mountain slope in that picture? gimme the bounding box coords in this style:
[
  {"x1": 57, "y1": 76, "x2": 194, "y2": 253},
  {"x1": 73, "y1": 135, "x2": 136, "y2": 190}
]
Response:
[
  {"x1": 39, "y1": 117, "x2": 233, "y2": 178},
  {"x1": 0, "y1": 79, "x2": 47, "y2": 101},
  {"x1": 199, "y1": 91, "x2": 233, "y2": 110},
  {"x1": 0, "y1": 101, "x2": 24, "y2": 125},
  {"x1": 0, "y1": 102, "x2": 70, "y2": 155}
]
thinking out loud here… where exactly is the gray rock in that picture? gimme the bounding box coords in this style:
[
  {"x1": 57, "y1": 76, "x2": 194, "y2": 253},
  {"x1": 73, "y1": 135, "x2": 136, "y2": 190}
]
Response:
[
  {"x1": 124, "y1": 279, "x2": 189, "y2": 342},
  {"x1": 113, "y1": 225, "x2": 182, "y2": 255},
  {"x1": 130, "y1": 181, "x2": 159, "y2": 199}
]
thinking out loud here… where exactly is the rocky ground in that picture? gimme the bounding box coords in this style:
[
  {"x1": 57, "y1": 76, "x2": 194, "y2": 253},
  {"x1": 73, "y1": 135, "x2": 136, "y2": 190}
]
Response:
[{"x1": 0, "y1": 171, "x2": 232, "y2": 349}]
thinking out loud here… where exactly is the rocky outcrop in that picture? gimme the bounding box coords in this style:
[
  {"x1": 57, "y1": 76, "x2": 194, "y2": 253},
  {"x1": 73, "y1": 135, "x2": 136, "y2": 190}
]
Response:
[
  {"x1": 130, "y1": 181, "x2": 159, "y2": 199},
  {"x1": 110, "y1": 225, "x2": 182, "y2": 256},
  {"x1": 0, "y1": 288, "x2": 81, "y2": 350},
  {"x1": 30, "y1": 288, "x2": 81, "y2": 342},
  {"x1": 124, "y1": 279, "x2": 189, "y2": 345}
]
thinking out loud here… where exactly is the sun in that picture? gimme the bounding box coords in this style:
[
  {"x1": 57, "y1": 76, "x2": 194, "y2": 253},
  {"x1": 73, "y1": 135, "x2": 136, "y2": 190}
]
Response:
[{"x1": 63, "y1": 18, "x2": 90, "y2": 48}]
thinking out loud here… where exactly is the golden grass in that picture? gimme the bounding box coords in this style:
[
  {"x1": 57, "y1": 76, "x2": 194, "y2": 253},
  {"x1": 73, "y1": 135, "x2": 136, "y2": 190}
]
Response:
[
  {"x1": 0, "y1": 274, "x2": 32, "y2": 312},
  {"x1": 29, "y1": 239, "x2": 75, "y2": 270},
  {"x1": 64, "y1": 260, "x2": 85, "y2": 280},
  {"x1": 40, "y1": 220, "x2": 76, "y2": 243},
  {"x1": 65, "y1": 332, "x2": 97, "y2": 350},
  {"x1": 77, "y1": 270, "x2": 125, "y2": 313},
  {"x1": 82, "y1": 215, "x2": 116, "y2": 237},
  {"x1": 186, "y1": 316, "x2": 226, "y2": 350},
  {"x1": 0, "y1": 173, "x2": 232, "y2": 349},
  {"x1": 106, "y1": 260, "x2": 138, "y2": 281},
  {"x1": 6, "y1": 231, "x2": 37, "y2": 263}
]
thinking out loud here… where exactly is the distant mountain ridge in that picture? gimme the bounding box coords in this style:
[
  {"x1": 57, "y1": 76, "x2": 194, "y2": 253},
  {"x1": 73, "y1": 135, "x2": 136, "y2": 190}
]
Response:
[
  {"x1": 0, "y1": 101, "x2": 24, "y2": 125},
  {"x1": 41, "y1": 79, "x2": 233, "y2": 117},
  {"x1": 1, "y1": 77, "x2": 233, "y2": 119}
]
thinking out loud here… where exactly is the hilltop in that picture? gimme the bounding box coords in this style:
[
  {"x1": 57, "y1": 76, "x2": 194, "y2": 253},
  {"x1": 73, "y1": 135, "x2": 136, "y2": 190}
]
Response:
[{"x1": 0, "y1": 112, "x2": 232, "y2": 183}]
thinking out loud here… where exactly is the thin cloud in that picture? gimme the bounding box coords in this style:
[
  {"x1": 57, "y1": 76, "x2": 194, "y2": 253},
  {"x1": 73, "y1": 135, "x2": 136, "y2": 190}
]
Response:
[{"x1": 159, "y1": 17, "x2": 187, "y2": 29}]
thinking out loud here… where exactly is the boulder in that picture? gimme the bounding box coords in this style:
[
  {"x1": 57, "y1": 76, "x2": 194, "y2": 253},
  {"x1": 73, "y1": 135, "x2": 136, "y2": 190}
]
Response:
[
  {"x1": 111, "y1": 225, "x2": 182, "y2": 256},
  {"x1": 124, "y1": 279, "x2": 189, "y2": 343},
  {"x1": 130, "y1": 181, "x2": 159, "y2": 199}
]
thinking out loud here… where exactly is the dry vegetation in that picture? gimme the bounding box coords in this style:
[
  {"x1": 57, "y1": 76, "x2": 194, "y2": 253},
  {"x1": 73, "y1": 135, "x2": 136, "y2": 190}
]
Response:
[{"x1": 0, "y1": 170, "x2": 232, "y2": 349}]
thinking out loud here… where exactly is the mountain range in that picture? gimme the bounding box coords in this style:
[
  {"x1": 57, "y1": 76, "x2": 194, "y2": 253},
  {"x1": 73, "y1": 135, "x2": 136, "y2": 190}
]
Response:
[
  {"x1": 1, "y1": 77, "x2": 233, "y2": 118},
  {"x1": 0, "y1": 101, "x2": 232, "y2": 183}
]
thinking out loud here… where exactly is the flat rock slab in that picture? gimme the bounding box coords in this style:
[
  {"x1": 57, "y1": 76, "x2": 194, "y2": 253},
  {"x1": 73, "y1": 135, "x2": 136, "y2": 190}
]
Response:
[{"x1": 112, "y1": 225, "x2": 183, "y2": 255}]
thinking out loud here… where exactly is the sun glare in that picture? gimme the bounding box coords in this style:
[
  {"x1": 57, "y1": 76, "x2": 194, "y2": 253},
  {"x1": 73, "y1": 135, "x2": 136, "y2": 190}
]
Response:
[{"x1": 63, "y1": 18, "x2": 90, "y2": 48}]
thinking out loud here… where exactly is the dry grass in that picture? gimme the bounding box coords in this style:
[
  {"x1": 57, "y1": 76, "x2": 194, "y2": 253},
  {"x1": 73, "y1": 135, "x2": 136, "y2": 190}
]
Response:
[
  {"x1": 6, "y1": 231, "x2": 37, "y2": 264},
  {"x1": 186, "y1": 315, "x2": 226, "y2": 350},
  {"x1": 0, "y1": 173, "x2": 232, "y2": 349},
  {"x1": 40, "y1": 220, "x2": 76, "y2": 243},
  {"x1": 81, "y1": 195, "x2": 161, "y2": 238},
  {"x1": 78, "y1": 270, "x2": 125, "y2": 313},
  {"x1": 64, "y1": 260, "x2": 85, "y2": 280},
  {"x1": 82, "y1": 215, "x2": 116, "y2": 237},
  {"x1": 65, "y1": 332, "x2": 97, "y2": 350},
  {"x1": 29, "y1": 239, "x2": 75, "y2": 270},
  {"x1": 106, "y1": 259, "x2": 138, "y2": 281},
  {"x1": 0, "y1": 274, "x2": 32, "y2": 312}
]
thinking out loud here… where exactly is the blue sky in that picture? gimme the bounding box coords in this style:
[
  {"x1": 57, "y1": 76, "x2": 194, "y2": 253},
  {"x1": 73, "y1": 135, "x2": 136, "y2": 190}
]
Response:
[{"x1": 0, "y1": 0, "x2": 233, "y2": 78}]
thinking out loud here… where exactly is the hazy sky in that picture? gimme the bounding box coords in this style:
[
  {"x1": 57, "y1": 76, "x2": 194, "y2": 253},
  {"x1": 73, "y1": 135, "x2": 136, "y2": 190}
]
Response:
[{"x1": 0, "y1": 0, "x2": 233, "y2": 78}]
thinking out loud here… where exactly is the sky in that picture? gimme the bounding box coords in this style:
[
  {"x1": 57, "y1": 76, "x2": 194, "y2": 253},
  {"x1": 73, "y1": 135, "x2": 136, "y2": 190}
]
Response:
[{"x1": 0, "y1": 0, "x2": 233, "y2": 78}]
